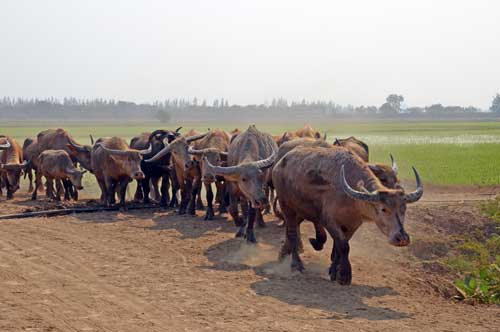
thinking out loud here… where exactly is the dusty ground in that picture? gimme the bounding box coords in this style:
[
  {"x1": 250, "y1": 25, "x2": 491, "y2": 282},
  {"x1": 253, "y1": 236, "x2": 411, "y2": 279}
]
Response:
[{"x1": 0, "y1": 185, "x2": 499, "y2": 332}]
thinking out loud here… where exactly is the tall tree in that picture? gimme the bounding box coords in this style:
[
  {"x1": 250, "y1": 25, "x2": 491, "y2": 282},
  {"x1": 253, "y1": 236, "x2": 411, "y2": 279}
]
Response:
[{"x1": 490, "y1": 93, "x2": 500, "y2": 112}]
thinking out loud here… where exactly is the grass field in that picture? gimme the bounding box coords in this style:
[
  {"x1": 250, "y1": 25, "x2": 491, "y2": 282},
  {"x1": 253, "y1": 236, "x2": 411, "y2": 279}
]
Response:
[{"x1": 2, "y1": 120, "x2": 500, "y2": 189}]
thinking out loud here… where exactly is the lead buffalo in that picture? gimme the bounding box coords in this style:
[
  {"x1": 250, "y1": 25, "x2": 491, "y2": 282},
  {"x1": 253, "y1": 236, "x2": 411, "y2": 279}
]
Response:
[
  {"x1": 202, "y1": 125, "x2": 278, "y2": 242},
  {"x1": 91, "y1": 137, "x2": 150, "y2": 208},
  {"x1": 0, "y1": 136, "x2": 28, "y2": 199},
  {"x1": 32, "y1": 150, "x2": 87, "y2": 201},
  {"x1": 272, "y1": 146, "x2": 423, "y2": 285}
]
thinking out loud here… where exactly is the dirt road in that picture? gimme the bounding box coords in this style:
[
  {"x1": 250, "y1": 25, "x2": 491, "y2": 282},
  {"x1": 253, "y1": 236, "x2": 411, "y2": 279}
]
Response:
[{"x1": 0, "y1": 187, "x2": 499, "y2": 331}]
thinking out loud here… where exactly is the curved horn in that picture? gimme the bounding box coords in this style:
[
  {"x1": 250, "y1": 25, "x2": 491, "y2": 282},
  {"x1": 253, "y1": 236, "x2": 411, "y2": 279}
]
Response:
[
  {"x1": 187, "y1": 146, "x2": 207, "y2": 156},
  {"x1": 138, "y1": 144, "x2": 152, "y2": 155},
  {"x1": 340, "y1": 165, "x2": 380, "y2": 202},
  {"x1": 250, "y1": 151, "x2": 277, "y2": 170},
  {"x1": 323, "y1": 132, "x2": 327, "y2": 141},
  {"x1": 203, "y1": 156, "x2": 241, "y2": 176},
  {"x1": 404, "y1": 166, "x2": 423, "y2": 203},
  {"x1": 0, "y1": 140, "x2": 11, "y2": 150},
  {"x1": 175, "y1": 126, "x2": 182, "y2": 133},
  {"x1": 219, "y1": 151, "x2": 228, "y2": 157},
  {"x1": 89, "y1": 134, "x2": 95, "y2": 145},
  {"x1": 68, "y1": 140, "x2": 87, "y2": 152},
  {"x1": 186, "y1": 132, "x2": 208, "y2": 143},
  {"x1": 333, "y1": 138, "x2": 341, "y2": 146},
  {"x1": 390, "y1": 153, "x2": 399, "y2": 175},
  {"x1": 144, "y1": 141, "x2": 172, "y2": 163}
]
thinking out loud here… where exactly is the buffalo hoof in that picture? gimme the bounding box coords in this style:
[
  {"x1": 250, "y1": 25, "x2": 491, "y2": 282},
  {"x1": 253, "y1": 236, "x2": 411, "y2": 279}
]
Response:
[
  {"x1": 309, "y1": 238, "x2": 324, "y2": 251},
  {"x1": 329, "y1": 264, "x2": 337, "y2": 281},
  {"x1": 178, "y1": 209, "x2": 186, "y2": 215},
  {"x1": 218, "y1": 206, "x2": 228, "y2": 214},
  {"x1": 245, "y1": 231, "x2": 257, "y2": 244},
  {"x1": 257, "y1": 217, "x2": 266, "y2": 228},
  {"x1": 235, "y1": 226, "x2": 245, "y2": 238},
  {"x1": 204, "y1": 208, "x2": 215, "y2": 220},
  {"x1": 196, "y1": 201, "x2": 205, "y2": 210},
  {"x1": 160, "y1": 200, "x2": 169, "y2": 208},
  {"x1": 291, "y1": 259, "x2": 305, "y2": 273},
  {"x1": 335, "y1": 264, "x2": 352, "y2": 285}
]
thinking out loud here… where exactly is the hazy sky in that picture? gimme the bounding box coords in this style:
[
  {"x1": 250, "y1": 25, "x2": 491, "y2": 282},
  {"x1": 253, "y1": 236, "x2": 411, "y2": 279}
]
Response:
[{"x1": 2, "y1": 0, "x2": 499, "y2": 108}]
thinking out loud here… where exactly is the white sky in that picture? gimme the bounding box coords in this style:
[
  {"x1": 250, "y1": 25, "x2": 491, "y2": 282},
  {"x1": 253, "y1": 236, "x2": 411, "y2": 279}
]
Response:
[{"x1": 1, "y1": 0, "x2": 499, "y2": 108}]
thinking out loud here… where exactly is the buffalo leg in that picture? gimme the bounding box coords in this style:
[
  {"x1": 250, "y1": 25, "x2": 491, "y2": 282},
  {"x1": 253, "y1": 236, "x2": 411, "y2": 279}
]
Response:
[
  {"x1": 279, "y1": 207, "x2": 304, "y2": 271},
  {"x1": 245, "y1": 206, "x2": 257, "y2": 243},
  {"x1": 0, "y1": 177, "x2": 3, "y2": 196},
  {"x1": 256, "y1": 209, "x2": 265, "y2": 228},
  {"x1": 104, "y1": 177, "x2": 116, "y2": 206},
  {"x1": 196, "y1": 184, "x2": 204, "y2": 210},
  {"x1": 31, "y1": 172, "x2": 43, "y2": 200},
  {"x1": 178, "y1": 181, "x2": 190, "y2": 215},
  {"x1": 169, "y1": 174, "x2": 180, "y2": 208},
  {"x1": 6, "y1": 181, "x2": 13, "y2": 200},
  {"x1": 159, "y1": 175, "x2": 170, "y2": 207},
  {"x1": 230, "y1": 197, "x2": 245, "y2": 237},
  {"x1": 134, "y1": 180, "x2": 144, "y2": 202},
  {"x1": 151, "y1": 177, "x2": 161, "y2": 202},
  {"x1": 324, "y1": 224, "x2": 351, "y2": 285},
  {"x1": 187, "y1": 178, "x2": 200, "y2": 215},
  {"x1": 309, "y1": 223, "x2": 328, "y2": 251},
  {"x1": 141, "y1": 176, "x2": 151, "y2": 204},
  {"x1": 215, "y1": 181, "x2": 227, "y2": 214},
  {"x1": 27, "y1": 169, "x2": 34, "y2": 192},
  {"x1": 63, "y1": 179, "x2": 71, "y2": 201},
  {"x1": 204, "y1": 183, "x2": 215, "y2": 220},
  {"x1": 96, "y1": 178, "x2": 107, "y2": 205},
  {"x1": 118, "y1": 179, "x2": 128, "y2": 210},
  {"x1": 264, "y1": 185, "x2": 271, "y2": 215}
]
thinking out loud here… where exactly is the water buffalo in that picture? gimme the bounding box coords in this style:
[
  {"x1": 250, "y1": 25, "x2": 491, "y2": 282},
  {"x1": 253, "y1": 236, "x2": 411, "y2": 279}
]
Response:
[
  {"x1": 188, "y1": 128, "x2": 230, "y2": 220},
  {"x1": 0, "y1": 136, "x2": 28, "y2": 199},
  {"x1": 272, "y1": 146, "x2": 423, "y2": 285},
  {"x1": 145, "y1": 132, "x2": 208, "y2": 215},
  {"x1": 32, "y1": 150, "x2": 87, "y2": 201},
  {"x1": 130, "y1": 127, "x2": 182, "y2": 206},
  {"x1": 27, "y1": 128, "x2": 94, "y2": 200},
  {"x1": 202, "y1": 125, "x2": 278, "y2": 242},
  {"x1": 91, "y1": 137, "x2": 150, "y2": 208}
]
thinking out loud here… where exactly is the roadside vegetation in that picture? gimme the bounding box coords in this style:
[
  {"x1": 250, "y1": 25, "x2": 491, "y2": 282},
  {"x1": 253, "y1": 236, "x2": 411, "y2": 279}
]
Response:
[{"x1": 439, "y1": 199, "x2": 500, "y2": 304}]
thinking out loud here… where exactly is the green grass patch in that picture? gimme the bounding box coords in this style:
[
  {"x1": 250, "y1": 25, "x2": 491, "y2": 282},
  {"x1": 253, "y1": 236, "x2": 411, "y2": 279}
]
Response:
[{"x1": 3, "y1": 120, "x2": 500, "y2": 185}]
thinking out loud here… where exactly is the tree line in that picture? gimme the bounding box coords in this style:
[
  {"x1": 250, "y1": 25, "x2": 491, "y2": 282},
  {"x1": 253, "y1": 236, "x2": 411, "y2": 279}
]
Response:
[{"x1": 1, "y1": 94, "x2": 500, "y2": 122}]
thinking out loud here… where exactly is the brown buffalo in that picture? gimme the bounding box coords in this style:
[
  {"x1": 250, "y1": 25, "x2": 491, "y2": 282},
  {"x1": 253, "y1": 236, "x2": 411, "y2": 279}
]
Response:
[
  {"x1": 188, "y1": 128, "x2": 230, "y2": 220},
  {"x1": 272, "y1": 146, "x2": 423, "y2": 285},
  {"x1": 274, "y1": 131, "x2": 297, "y2": 146},
  {"x1": 32, "y1": 150, "x2": 87, "y2": 201},
  {"x1": 28, "y1": 128, "x2": 94, "y2": 200},
  {"x1": 91, "y1": 137, "x2": 150, "y2": 208},
  {"x1": 202, "y1": 125, "x2": 278, "y2": 242},
  {"x1": 145, "y1": 132, "x2": 208, "y2": 215},
  {"x1": 0, "y1": 136, "x2": 28, "y2": 199}
]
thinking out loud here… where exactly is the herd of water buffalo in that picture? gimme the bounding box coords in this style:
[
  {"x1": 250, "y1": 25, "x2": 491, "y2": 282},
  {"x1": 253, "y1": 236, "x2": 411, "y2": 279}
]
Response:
[{"x1": 0, "y1": 124, "x2": 423, "y2": 285}]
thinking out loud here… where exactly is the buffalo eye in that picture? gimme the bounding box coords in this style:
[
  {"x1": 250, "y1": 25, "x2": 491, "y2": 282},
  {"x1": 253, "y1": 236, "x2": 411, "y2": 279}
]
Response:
[
  {"x1": 242, "y1": 177, "x2": 247, "y2": 182},
  {"x1": 381, "y1": 207, "x2": 388, "y2": 213}
]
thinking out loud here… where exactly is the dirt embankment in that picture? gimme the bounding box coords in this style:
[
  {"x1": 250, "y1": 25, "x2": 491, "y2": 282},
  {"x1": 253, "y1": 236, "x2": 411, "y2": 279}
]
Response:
[{"x1": 0, "y1": 186, "x2": 499, "y2": 331}]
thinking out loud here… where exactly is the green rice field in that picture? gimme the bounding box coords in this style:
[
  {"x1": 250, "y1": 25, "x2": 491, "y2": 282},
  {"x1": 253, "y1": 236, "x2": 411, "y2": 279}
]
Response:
[{"x1": 2, "y1": 120, "x2": 500, "y2": 189}]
